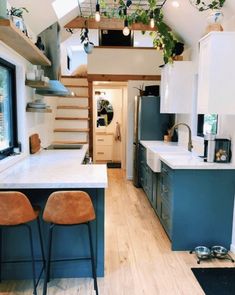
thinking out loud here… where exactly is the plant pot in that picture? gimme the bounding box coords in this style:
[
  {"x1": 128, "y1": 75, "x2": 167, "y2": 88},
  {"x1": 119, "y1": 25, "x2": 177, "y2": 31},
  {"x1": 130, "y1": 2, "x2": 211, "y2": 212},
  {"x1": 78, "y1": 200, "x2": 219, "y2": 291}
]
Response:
[
  {"x1": 205, "y1": 9, "x2": 223, "y2": 34},
  {"x1": 0, "y1": 0, "x2": 7, "y2": 19},
  {"x1": 11, "y1": 16, "x2": 28, "y2": 36}
]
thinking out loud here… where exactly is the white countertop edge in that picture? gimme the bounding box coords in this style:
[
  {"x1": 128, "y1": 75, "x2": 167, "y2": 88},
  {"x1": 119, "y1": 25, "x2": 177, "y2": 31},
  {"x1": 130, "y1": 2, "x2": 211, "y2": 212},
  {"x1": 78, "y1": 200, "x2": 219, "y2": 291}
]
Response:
[
  {"x1": 0, "y1": 183, "x2": 108, "y2": 189},
  {"x1": 160, "y1": 157, "x2": 235, "y2": 170}
]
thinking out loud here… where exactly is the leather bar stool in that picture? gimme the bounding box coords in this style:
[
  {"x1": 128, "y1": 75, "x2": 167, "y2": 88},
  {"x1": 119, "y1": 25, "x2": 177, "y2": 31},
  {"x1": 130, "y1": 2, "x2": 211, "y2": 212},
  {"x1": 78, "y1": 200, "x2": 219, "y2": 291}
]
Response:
[
  {"x1": 0, "y1": 191, "x2": 45, "y2": 295},
  {"x1": 42, "y1": 191, "x2": 98, "y2": 295}
]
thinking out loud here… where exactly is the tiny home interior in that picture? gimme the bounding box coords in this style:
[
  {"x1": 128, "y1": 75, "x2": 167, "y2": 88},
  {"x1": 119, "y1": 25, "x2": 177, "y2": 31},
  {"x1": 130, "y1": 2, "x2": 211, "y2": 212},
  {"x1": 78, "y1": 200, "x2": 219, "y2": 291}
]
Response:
[{"x1": 1, "y1": 0, "x2": 235, "y2": 294}]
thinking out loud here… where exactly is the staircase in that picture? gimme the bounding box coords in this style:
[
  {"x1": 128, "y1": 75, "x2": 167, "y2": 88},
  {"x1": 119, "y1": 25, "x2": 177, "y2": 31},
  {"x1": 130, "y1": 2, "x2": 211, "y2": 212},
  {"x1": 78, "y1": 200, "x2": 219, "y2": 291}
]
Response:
[{"x1": 53, "y1": 76, "x2": 92, "y2": 151}]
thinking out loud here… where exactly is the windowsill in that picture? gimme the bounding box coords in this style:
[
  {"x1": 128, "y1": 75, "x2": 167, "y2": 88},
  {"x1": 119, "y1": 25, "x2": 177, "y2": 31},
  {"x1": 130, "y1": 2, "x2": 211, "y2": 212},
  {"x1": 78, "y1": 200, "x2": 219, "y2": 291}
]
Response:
[{"x1": 0, "y1": 153, "x2": 26, "y2": 173}]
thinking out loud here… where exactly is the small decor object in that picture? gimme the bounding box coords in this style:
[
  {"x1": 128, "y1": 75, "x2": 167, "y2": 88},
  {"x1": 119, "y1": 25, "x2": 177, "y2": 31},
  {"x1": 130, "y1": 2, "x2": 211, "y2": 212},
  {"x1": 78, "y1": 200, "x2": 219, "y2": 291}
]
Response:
[
  {"x1": 134, "y1": 84, "x2": 145, "y2": 96},
  {"x1": 189, "y1": 0, "x2": 226, "y2": 33},
  {"x1": 7, "y1": 6, "x2": 29, "y2": 35},
  {"x1": 80, "y1": 27, "x2": 94, "y2": 54},
  {"x1": 35, "y1": 36, "x2": 45, "y2": 53}
]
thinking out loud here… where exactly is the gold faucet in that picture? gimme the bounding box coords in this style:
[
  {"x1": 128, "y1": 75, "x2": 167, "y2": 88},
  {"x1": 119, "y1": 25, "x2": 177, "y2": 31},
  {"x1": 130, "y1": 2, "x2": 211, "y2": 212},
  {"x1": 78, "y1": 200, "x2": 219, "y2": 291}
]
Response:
[{"x1": 169, "y1": 123, "x2": 193, "y2": 152}]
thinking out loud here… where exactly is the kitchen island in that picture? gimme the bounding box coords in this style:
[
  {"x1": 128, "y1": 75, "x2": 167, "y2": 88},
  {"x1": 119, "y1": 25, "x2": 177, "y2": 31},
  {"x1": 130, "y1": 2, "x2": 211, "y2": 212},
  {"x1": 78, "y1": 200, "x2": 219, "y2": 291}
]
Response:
[
  {"x1": 0, "y1": 146, "x2": 108, "y2": 279},
  {"x1": 139, "y1": 141, "x2": 235, "y2": 251}
]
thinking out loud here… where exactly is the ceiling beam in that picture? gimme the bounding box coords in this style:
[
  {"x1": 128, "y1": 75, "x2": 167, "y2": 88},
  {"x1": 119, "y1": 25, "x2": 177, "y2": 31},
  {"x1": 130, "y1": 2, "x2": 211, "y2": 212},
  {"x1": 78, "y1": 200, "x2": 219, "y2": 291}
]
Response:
[{"x1": 64, "y1": 17, "x2": 156, "y2": 31}]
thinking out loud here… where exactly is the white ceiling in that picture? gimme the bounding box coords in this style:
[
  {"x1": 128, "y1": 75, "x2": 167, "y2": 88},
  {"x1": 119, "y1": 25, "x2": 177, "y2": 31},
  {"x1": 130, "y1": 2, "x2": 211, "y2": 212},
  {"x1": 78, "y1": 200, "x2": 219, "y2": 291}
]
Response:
[{"x1": 8, "y1": 0, "x2": 235, "y2": 47}]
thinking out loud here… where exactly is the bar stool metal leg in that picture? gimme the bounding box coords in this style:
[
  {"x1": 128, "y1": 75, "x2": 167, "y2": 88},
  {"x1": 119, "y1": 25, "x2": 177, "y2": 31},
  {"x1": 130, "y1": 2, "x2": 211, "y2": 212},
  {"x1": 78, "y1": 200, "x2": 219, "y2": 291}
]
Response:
[
  {"x1": 24, "y1": 224, "x2": 37, "y2": 295},
  {"x1": 87, "y1": 222, "x2": 98, "y2": 295},
  {"x1": 37, "y1": 217, "x2": 45, "y2": 264},
  {"x1": 43, "y1": 224, "x2": 54, "y2": 295}
]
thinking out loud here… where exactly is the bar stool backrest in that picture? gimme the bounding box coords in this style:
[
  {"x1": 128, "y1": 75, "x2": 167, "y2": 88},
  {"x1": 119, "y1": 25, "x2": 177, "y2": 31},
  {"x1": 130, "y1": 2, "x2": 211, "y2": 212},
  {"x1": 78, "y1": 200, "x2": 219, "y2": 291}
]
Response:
[
  {"x1": 43, "y1": 191, "x2": 96, "y2": 225},
  {"x1": 0, "y1": 191, "x2": 37, "y2": 225}
]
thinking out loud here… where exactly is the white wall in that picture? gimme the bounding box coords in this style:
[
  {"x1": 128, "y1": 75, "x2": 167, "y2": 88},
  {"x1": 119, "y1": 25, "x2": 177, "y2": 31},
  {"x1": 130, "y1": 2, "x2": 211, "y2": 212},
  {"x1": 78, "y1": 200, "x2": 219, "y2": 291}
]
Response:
[
  {"x1": 88, "y1": 48, "x2": 163, "y2": 75},
  {"x1": 0, "y1": 41, "x2": 56, "y2": 172}
]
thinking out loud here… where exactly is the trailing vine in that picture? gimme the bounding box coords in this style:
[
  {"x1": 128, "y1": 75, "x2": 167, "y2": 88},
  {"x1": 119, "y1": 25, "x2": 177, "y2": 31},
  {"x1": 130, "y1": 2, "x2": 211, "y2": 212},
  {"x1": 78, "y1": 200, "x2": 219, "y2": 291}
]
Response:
[
  {"x1": 88, "y1": 0, "x2": 227, "y2": 63},
  {"x1": 99, "y1": 0, "x2": 182, "y2": 64}
]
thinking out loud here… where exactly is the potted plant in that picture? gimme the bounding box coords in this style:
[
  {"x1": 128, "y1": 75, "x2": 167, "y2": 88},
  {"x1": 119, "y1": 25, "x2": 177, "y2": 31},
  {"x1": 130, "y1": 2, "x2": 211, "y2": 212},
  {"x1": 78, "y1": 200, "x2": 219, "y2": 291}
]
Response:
[
  {"x1": 189, "y1": 0, "x2": 226, "y2": 32},
  {"x1": 7, "y1": 7, "x2": 29, "y2": 35}
]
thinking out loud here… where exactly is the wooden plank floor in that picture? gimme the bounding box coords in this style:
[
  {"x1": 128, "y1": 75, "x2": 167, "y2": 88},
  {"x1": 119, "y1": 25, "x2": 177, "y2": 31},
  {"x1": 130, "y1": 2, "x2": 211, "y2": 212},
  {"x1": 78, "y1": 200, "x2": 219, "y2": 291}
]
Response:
[{"x1": 0, "y1": 169, "x2": 234, "y2": 294}]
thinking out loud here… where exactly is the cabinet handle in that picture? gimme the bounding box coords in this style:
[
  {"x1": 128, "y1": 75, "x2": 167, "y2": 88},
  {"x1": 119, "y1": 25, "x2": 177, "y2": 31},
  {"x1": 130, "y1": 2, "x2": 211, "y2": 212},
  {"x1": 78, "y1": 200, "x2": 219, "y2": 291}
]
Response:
[
  {"x1": 98, "y1": 139, "x2": 104, "y2": 142},
  {"x1": 97, "y1": 152, "x2": 104, "y2": 155},
  {"x1": 162, "y1": 185, "x2": 168, "y2": 193},
  {"x1": 162, "y1": 212, "x2": 169, "y2": 220},
  {"x1": 162, "y1": 167, "x2": 168, "y2": 174}
]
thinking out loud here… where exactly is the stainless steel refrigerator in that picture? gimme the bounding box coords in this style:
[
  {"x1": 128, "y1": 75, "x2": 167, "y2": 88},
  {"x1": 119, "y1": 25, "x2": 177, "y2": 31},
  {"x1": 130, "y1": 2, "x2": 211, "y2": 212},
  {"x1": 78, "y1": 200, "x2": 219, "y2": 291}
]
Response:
[{"x1": 133, "y1": 95, "x2": 174, "y2": 187}]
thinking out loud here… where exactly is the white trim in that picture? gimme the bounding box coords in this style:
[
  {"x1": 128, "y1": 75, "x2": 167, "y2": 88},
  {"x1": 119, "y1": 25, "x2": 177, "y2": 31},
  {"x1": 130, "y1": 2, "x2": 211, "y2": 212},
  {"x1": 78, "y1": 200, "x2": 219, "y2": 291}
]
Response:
[{"x1": 230, "y1": 243, "x2": 235, "y2": 253}]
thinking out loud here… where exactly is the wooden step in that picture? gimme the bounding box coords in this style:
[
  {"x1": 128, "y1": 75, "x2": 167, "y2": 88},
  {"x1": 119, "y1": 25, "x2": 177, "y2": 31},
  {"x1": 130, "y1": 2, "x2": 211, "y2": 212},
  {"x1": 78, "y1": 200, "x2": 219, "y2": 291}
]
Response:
[
  {"x1": 57, "y1": 106, "x2": 90, "y2": 110},
  {"x1": 61, "y1": 75, "x2": 88, "y2": 79},
  {"x1": 63, "y1": 96, "x2": 88, "y2": 99},
  {"x1": 54, "y1": 128, "x2": 90, "y2": 133},
  {"x1": 53, "y1": 140, "x2": 88, "y2": 144},
  {"x1": 64, "y1": 84, "x2": 88, "y2": 88},
  {"x1": 55, "y1": 117, "x2": 90, "y2": 121}
]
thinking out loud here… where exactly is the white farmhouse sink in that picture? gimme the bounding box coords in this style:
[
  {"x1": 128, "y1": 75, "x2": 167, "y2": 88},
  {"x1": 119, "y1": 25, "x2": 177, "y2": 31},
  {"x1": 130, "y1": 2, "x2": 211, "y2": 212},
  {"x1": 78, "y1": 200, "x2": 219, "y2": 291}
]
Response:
[{"x1": 146, "y1": 145, "x2": 189, "y2": 172}]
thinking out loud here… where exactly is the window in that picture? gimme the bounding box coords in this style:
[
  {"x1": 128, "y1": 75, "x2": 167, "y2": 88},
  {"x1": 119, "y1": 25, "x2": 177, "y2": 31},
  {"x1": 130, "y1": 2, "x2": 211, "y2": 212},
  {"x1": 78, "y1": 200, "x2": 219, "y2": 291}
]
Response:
[
  {"x1": 197, "y1": 114, "x2": 218, "y2": 137},
  {"x1": 0, "y1": 58, "x2": 17, "y2": 159}
]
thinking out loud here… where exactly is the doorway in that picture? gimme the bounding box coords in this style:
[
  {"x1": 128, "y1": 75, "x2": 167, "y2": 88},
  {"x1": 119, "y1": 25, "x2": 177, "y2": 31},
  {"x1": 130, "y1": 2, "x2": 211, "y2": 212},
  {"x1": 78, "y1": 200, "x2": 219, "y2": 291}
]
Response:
[{"x1": 93, "y1": 81, "x2": 127, "y2": 169}]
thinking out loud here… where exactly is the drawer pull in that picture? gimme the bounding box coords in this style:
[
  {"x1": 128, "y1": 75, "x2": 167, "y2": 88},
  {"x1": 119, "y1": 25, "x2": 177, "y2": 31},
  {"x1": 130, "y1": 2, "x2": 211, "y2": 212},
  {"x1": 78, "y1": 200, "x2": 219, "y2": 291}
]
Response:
[
  {"x1": 97, "y1": 139, "x2": 104, "y2": 142},
  {"x1": 162, "y1": 167, "x2": 169, "y2": 174},
  {"x1": 162, "y1": 185, "x2": 168, "y2": 193},
  {"x1": 97, "y1": 152, "x2": 104, "y2": 155}
]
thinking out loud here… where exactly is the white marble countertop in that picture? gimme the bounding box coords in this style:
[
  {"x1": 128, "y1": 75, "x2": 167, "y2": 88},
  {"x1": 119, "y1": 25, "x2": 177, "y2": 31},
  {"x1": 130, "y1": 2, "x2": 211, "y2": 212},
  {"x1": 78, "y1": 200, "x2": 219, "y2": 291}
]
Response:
[
  {"x1": 140, "y1": 140, "x2": 235, "y2": 170},
  {"x1": 0, "y1": 145, "x2": 108, "y2": 188}
]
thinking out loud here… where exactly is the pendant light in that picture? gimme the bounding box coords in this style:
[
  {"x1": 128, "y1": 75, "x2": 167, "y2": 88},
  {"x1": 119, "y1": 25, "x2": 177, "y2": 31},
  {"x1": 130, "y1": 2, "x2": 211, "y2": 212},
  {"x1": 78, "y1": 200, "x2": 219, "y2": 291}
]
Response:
[
  {"x1": 150, "y1": 11, "x2": 154, "y2": 28},
  {"x1": 123, "y1": 19, "x2": 130, "y2": 36},
  {"x1": 95, "y1": 0, "x2": 101, "y2": 22}
]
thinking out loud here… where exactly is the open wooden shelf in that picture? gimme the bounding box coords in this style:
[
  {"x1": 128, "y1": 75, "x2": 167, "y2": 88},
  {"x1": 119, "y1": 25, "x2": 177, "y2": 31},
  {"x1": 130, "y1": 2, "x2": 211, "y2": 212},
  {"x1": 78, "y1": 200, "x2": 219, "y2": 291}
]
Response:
[
  {"x1": 25, "y1": 80, "x2": 49, "y2": 88},
  {"x1": 0, "y1": 19, "x2": 51, "y2": 66},
  {"x1": 26, "y1": 107, "x2": 52, "y2": 113}
]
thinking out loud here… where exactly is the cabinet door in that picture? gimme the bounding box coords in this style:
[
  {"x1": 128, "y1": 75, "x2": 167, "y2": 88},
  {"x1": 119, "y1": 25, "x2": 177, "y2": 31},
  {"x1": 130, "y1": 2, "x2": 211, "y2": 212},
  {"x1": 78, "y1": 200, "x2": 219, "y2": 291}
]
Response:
[
  {"x1": 197, "y1": 32, "x2": 235, "y2": 114},
  {"x1": 139, "y1": 145, "x2": 146, "y2": 188},
  {"x1": 160, "y1": 201, "x2": 172, "y2": 239},
  {"x1": 160, "y1": 61, "x2": 194, "y2": 114},
  {"x1": 145, "y1": 165, "x2": 153, "y2": 203}
]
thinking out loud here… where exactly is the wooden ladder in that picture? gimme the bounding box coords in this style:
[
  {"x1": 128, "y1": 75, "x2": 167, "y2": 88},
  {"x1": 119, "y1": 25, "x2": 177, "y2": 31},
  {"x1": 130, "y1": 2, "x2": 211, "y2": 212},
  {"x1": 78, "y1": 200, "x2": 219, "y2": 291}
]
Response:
[{"x1": 53, "y1": 75, "x2": 93, "y2": 155}]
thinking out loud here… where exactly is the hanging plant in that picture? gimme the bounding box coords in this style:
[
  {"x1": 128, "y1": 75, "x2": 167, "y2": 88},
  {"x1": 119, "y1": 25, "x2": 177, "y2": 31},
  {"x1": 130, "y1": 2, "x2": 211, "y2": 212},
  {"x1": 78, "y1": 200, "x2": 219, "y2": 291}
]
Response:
[
  {"x1": 98, "y1": 0, "x2": 183, "y2": 64},
  {"x1": 189, "y1": 0, "x2": 226, "y2": 11}
]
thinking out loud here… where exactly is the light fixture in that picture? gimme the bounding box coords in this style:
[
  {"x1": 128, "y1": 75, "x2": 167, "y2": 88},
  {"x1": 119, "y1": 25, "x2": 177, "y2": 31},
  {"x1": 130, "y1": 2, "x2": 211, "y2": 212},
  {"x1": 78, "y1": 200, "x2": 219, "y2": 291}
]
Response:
[
  {"x1": 123, "y1": 19, "x2": 130, "y2": 36},
  {"x1": 150, "y1": 11, "x2": 154, "y2": 29},
  {"x1": 95, "y1": 1, "x2": 101, "y2": 22},
  {"x1": 172, "y1": 1, "x2": 180, "y2": 8}
]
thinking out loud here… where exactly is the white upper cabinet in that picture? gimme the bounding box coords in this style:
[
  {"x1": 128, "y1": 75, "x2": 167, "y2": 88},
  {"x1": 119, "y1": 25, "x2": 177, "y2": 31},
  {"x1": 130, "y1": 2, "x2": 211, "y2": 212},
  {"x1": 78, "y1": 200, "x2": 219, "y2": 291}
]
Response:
[
  {"x1": 197, "y1": 32, "x2": 235, "y2": 114},
  {"x1": 160, "y1": 61, "x2": 194, "y2": 113}
]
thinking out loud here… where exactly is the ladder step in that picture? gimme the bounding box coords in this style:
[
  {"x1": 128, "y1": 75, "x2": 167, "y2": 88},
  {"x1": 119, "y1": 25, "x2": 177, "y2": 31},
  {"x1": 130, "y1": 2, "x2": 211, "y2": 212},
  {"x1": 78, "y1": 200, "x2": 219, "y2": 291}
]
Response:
[
  {"x1": 57, "y1": 106, "x2": 90, "y2": 110},
  {"x1": 54, "y1": 128, "x2": 90, "y2": 133},
  {"x1": 61, "y1": 75, "x2": 88, "y2": 79},
  {"x1": 55, "y1": 117, "x2": 90, "y2": 121},
  {"x1": 53, "y1": 140, "x2": 88, "y2": 144},
  {"x1": 64, "y1": 85, "x2": 88, "y2": 88},
  {"x1": 63, "y1": 96, "x2": 88, "y2": 99}
]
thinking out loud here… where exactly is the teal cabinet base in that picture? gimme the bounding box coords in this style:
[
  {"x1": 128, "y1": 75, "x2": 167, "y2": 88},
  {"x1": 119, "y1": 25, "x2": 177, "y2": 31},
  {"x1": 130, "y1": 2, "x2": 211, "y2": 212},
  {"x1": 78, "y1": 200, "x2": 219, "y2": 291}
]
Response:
[
  {"x1": 0, "y1": 188, "x2": 105, "y2": 279},
  {"x1": 171, "y1": 169, "x2": 235, "y2": 251}
]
